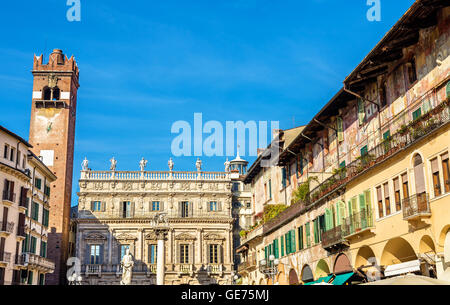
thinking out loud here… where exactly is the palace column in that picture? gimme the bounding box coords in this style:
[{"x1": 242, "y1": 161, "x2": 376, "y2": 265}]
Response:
[{"x1": 156, "y1": 229, "x2": 168, "y2": 285}]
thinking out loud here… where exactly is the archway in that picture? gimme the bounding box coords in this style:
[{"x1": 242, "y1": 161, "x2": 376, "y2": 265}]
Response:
[
  {"x1": 334, "y1": 253, "x2": 352, "y2": 273},
  {"x1": 301, "y1": 264, "x2": 314, "y2": 283},
  {"x1": 355, "y1": 246, "x2": 377, "y2": 268},
  {"x1": 380, "y1": 237, "x2": 417, "y2": 266},
  {"x1": 315, "y1": 259, "x2": 330, "y2": 278},
  {"x1": 419, "y1": 235, "x2": 436, "y2": 256},
  {"x1": 288, "y1": 269, "x2": 299, "y2": 285}
]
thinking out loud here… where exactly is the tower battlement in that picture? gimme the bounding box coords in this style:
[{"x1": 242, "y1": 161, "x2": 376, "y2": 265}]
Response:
[{"x1": 33, "y1": 49, "x2": 79, "y2": 80}]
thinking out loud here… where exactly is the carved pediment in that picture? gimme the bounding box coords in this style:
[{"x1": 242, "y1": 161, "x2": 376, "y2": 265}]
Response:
[
  {"x1": 115, "y1": 233, "x2": 137, "y2": 241},
  {"x1": 175, "y1": 232, "x2": 196, "y2": 241},
  {"x1": 203, "y1": 233, "x2": 225, "y2": 241},
  {"x1": 145, "y1": 232, "x2": 157, "y2": 240},
  {"x1": 84, "y1": 232, "x2": 107, "y2": 241}
]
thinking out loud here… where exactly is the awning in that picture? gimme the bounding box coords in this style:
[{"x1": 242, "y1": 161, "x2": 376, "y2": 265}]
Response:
[
  {"x1": 304, "y1": 275, "x2": 333, "y2": 285},
  {"x1": 384, "y1": 259, "x2": 421, "y2": 277},
  {"x1": 332, "y1": 272, "x2": 354, "y2": 285}
]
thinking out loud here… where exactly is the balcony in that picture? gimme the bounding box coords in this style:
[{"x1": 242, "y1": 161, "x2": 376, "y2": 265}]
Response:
[
  {"x1": 0, "y1": 221, "x2": 14, "y2": 237},
  {"x1": 14, "y1": 254, "x2": 25, "y2": 267},
  {"x1": 2, "y1": 191, "x2": 16, "y2": 205},
  {"x1": 177, "y1": 264, "x2": 194, "y2": 277},
  {"x1": 22, "y1": 253, "x2": 55, "y2": 273},
  {"x1": 0, "y1": 252, "x2": 11, "y2": 266},
  {"x1": 321, "y1": 226, "x2": 348, "y2": 250},
  {"x1": 206, "y1": 264, "x2": 223, "y2": 276},
  {"x1": 237, "y1": 255, "x2": 257, "y2": 273},
  {"x1": 343, "y1": 208, "x2": 375, "y2": 237},
  {"x1": 402, "y1": 193, "x2": 431, "y2": 221},
  {"x1": 84, "y1": 264, "x2": 102, "y2": 276},
  {"x1": 17, "y1": 225, "x2": 26, "y2": 239}
]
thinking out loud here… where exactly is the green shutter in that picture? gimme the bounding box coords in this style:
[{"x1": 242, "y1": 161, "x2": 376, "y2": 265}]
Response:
[
  {"x1": 264, "y1": 246, "x2": 268, "y2": 261},
  {"x1": 348, "y1": 200, "x2": 352, "y2": 216},
  {"x1": 359, "y1": 194, "x2": 366, "y2": 211},
  {"x1": 446, "y1": 81, "x2": 450, "y2": 98},
  {"x1": 337, "y1": 117, "x2": 344, "y2": 142},
  {"x1": 298, "y1": 226, "x2": 303, "y2": 250},
  {"x1": 281, "y1": 236, "x2": 284, "y2": 257},
  {"x1": 325, "y1": 208, "x2": 331, "y2": 231},
  {"x1": 305, "y1": 222, "x2": 311, "y2": 247},
  {"x1": 313, "y1": 219, "x2": 319, "y2": 244},
  {"x1": 360, "y1": 145, "x2": 368, "y2": 157},
  {"x1": 273, "y1": 239, "x2": 279, "y2": 259},
  {"x1": 291, "y1": 229, "x2": 296, "y2": 252},
  {"x1": 412, "y1": 108, "x2": 422, "y2": 120}
]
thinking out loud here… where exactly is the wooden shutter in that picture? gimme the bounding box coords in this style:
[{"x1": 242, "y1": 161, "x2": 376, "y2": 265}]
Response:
[
  {"x1": 189, "y1": 244, "x2": 193, "y2": 264},
  {"x1": 348, "y1": 200, "x2": 353, "y2": 216},
  {"x1": 101, "y1": 202, "x2": 106, "y2": 212},
  {"x1": 0, "y1": 238, "x2": 5, "y2": 259},
  {"x1": 85, "y1": 245, "x2": 91, "y2": 264},
  {"x1": 305, "y1": 223, "x2": 310, "y2": 247},
  {"x1": 337, "y1": 117, "x2": 344, "y2": 142},
  {"x1": 189, "y1": 202, "x2": 193, "y2": 217},
  {"x1": 99, "y1": 245, "x2": 104, "y2": 264},
  {"x1": 313, "y1": 220, "x2": 319, "y2": 244},
  {"x1": 207, "y1": 202, "x2": 211, "y2": 212},
  {"x1": 365, "y1": 190, "x2": 372, "y2": 209},
  {"x1": 218, "y1": 201, "x2": 222, "y2": 211},
  {"x1": 160, "y1": 202, "x2": 164, "y2": 211},
  {"x1": 291, "y1": 229, "x2": 296, "y2": 251},
  {"x1": 9, "y1": 181, "x2": 14, "y2": 201},
  {"x1": 325, "y1": 208, "x2": 331, "y2": 231},
  {"x1": 131, "y1": 202, "x2": 135, "y2": 217},
  {"x1": 359, "y1": 194, "x2": 366, "y2": 212}
]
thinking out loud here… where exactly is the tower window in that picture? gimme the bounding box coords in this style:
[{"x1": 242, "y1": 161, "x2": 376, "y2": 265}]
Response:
[
  {"x1": 43, "y1": 87, "x2": 51, "y2": 100},
  {"x1": 53, "y1": 87, "x2": 60, "y2": 100}
]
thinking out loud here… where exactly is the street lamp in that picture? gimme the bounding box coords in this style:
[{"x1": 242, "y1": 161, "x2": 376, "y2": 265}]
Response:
[{"x1": 259, "y1": 255, "x2": 279, "y2": 285}]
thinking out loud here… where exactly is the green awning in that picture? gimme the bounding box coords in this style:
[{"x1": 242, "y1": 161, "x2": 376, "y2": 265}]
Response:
[
  {"x1": 332, "y1": 272, "x2": 354, "y2": 285},
  {"x1": 304, "y1": 275, "x2": 333, "y2": 285}
]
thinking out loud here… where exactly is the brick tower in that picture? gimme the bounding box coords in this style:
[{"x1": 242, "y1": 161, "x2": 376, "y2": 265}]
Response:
[{"x1": 28, "y1": 49, "x2": 79, "y2": 285}]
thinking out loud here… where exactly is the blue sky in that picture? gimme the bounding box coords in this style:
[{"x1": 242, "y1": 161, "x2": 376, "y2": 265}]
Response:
[{"x1": 0, "y1": 0, "x2": 415, "y2": 205}]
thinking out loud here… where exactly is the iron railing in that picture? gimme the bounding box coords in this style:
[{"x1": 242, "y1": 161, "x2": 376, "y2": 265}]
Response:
[
  {"x1": 402, "y1": 193, "x2": 431, "y2": 220},
  {"x1": 321, "y1": 226, "x2": 346, "y2": 249},
  {"x1": 238, "y1": 255, "x2": 257, "y2": 272},
  {"x1": 343, "y1": 208, "x2": 374, "y2": 236}
]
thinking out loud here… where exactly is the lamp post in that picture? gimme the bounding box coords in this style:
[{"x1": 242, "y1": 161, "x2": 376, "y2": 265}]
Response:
[{"x1": 259, "y1": 255, "x2": 279, "y2": 285}]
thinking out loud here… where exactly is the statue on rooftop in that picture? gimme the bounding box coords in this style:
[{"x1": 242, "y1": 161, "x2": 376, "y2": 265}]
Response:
[
  {"x1": 81, "y1": 157, "x2": 89, "y2": 171},
  {"x1": 139, "y1": 157, "x2": 148, "y2": 171},
  {"x1": 110, "y1": 157, "x2": 117, "y2": 171}
]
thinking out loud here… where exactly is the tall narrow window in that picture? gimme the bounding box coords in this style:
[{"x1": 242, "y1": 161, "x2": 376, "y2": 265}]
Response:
[
  {"x1": 120, "y1": 245, "x2": 130, "y2": 261},
  {"x1": 431, "y1": 158, "x2": 441, "y2": 197},
  {"x1": 414, "y1": 154, "x2": 425, "y2": 195},
  {"x1": 3, "y1": 144, "x2": 8, "y2": 159},
  {"x1": 122, "y1": 201, "x2": 133, "y2": 218},
  {"x1": 268, "y1": 179, "x2": 272, "y2": 199},
  {"x1": 90, "y1": 245, "x2": 101, "y2": 264},
  {"x1": 383, "y1": 183, "x2": 391, "y2": 216},
  {"x1": 209, "y1": 201, "x2": 217, "y2": 212},
  {"x1": 407, "y1": 58, "x2": 417, "y2": 85},
  {"x1": 305, "y1": 222, "x2": 311, "y2": 248},
  {"x1": 209, "y1": 244, "x2": 219, "y2": 264},
  {"x1": 377, "y1": 186, "x2": 383, "y2": 218},
  {"x1": 148, "y1": 244, "x2": 157, "y2": 264},
  {"x1": 402, "y1": 173, "x2": 410, "y2": 199},
  {"x1": 91, "y1": 201, "x2": 102, "y2": 212},
  {"x1": 181, "y1": 201, "x2": 189, "y2": 217},
  {"x1": 379, "y1": 83, "x2": 387, "y2": 108},
  {"x1": 298, "y1": 226, "x2": 304, "y2": 250},
  {"x1": 442, "y1": 153, "x2": 450, "y2": 193},
  {"x1": 152, "y1": 201, "x2": 160, "y2": 211},
  {"x1": 393, "y1": 178, "x2": 401, "y2": 212},
  {"x1": 180, "y1": 244, "x2": 189, "y2": 264}
]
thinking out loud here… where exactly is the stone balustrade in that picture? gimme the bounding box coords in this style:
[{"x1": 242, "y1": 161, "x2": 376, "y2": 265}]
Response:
[{"x1": 81, "y1": 170, "x2": 230, "y2": 181}]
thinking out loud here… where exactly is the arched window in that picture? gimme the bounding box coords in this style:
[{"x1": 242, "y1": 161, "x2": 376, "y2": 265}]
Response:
[
  {"x1": 52, "y1": 87, "x2": 60, "y2": 100},
  {"x1": 43, "y1": 87, "x2": 51, "y2": 100},
  {"x1": 413, "y1": 154, "x2": 425, "y2": 195}
]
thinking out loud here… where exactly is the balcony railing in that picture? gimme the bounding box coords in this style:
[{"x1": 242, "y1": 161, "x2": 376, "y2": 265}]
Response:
[
  {"x1": 321, "y1": 226, "x2": 347, "y2": 250},
  {"x1": 238, "y1": 255, "x2": 257, "y2": 273},
  {"x1": 207, "y1": 264, "x2": 223, "y2": 275},
  {"x1": 0, "y1": 221, "x2": 15, "y2": 234},
  {"x1": 85, "y1": 264, "x2": 102, "y2": 275},
  {"x1": 306, "y1": 99, "x2": 449, "y2": 205},
  {"x1": 17, "y1": 225, "x2": 26, "y2": 238},
  {"x1": 81, "y1": 170, "x2": 230, "y2": 181},
  {"x1": 0, "y1": 252, "x2": 11, "y2": 264},
  {"x1": 2, "y1": 191, "x2": 16, "y2": 203},
  {"x1": 343, "y1": 208, "x2": 374, "y2": 236},
  {"x1": 402, "y1": 193, "x2": 431, "y2": 220},
  {"x1": 82, "y1": 209, "x2": 232, "y2": 220},
  {"x1": 22, "y1": 253, "x2": 55, "y2": 272},
  {"x1": 14, "y1": 254, "x2": 25, "y2": 266},
  {"x1": 177, "y1": 264, "x2": 194, "y2": 276}
]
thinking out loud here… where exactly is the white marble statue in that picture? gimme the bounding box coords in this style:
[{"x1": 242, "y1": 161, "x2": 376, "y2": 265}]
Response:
[
  {"x1": 168, "y1": 158, "x2": 174, "y2": 171},
  {"x1": 120, "y1": 248, "x2": 134, "y2": 285},
  {"x1": 81, "y1": 157, "x2": 89, "y2": 171},
  {"x1": 110, "y1": 157, "x2": 117, "y2": 171},
  {"x1": 224, "y1": 158, "x2": 230, "y2": 172},
  {"x1": 139, "y1": 157, "x2": 148, "y2": 171},
  {"x1": 196, "y1": 158, "x2": 202, "y2": 172}
]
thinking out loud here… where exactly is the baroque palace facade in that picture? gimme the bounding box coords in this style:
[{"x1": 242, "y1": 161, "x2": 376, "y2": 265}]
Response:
[
  {"x1": 74, "y1": 159, "x2": 238, "y2": 285},
  {"x1": 237, "y1": 1, "x2": 450, "y2": 285}
]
